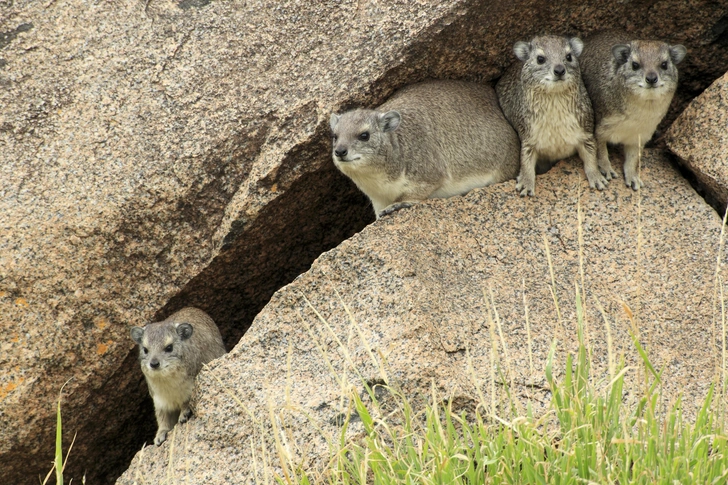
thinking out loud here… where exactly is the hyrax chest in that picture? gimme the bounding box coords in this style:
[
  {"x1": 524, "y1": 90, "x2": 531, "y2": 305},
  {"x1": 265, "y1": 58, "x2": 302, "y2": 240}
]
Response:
[{"x1": 526, "y1": 90, "x2": 587, "y2": 162}]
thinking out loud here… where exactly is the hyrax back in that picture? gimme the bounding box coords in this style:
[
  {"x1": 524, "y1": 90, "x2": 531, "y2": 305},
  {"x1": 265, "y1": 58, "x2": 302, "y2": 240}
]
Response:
[
  {"x1": 580, "y1": 30, "x2": 686, "y2": 189},
  {"x1": 130, "y1": 307, "x2": 226, "y2": 446},
  {"x1": 329, "y1": 80, "x2": 520, "y2": 218},
  {"x1": 496, "y1": 35, "x2": 607, "y2": 196}
]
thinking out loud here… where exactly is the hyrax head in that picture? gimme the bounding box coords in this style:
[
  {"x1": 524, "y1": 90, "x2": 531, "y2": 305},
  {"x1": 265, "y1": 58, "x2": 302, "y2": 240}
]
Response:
[
  {"x1": 130, "y1": 320, "x2": 193, "y2": 376},
  {"x1": 611, "y1": 40, "x2": 686, "y2": 98},
  {"x1": 329, "y1": 109, "x2": 401, "y2": 169},
  {"x1": 513, "y1": 35, "x2": 584, "y2": 91}
]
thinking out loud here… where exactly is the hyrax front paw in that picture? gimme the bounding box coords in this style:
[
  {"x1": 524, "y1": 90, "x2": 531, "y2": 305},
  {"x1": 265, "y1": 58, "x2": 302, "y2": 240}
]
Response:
[
  {"x1": 154, "y1": 429, "x2": 168, "y2": 446},
  {"x1": 586, "y1": 171, "x2": 609, "y2": 191},
  {"x1": 378, "y1": 202, "x2": 413, "y2": 219},
  {"x1": 515, "y1": 179, "x2": 535, "y2": 197},
  {"x1": 625, "y1": 174, "x2": 643, "y2": 191},
  {"x1": 600, "y1": 165, "x2": 618, "y2": 181},
  {"x1": 179, "y1": 408, "x2": 193, "y2": 424}
]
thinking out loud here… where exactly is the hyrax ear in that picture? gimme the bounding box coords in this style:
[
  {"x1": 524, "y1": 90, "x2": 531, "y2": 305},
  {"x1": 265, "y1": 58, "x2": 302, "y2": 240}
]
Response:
[
  {"x1": 611, "y1": 44, "x2": 631, "y2": 65},
  {"x1": 329, "y1": 113, "x2": 340, "y2": 132},
  {"x1": 176, "y1": 323, "x2": 193, "y2": 340},
  {"x1": 669, "y1": 44, "x2": 687, "y2": 65},
  {"x1": 568, "y1": 37, "x2": 584, "y2": 58},
  {"x1": 130, "y1": 327, "x2": 145, "y2": 345},
  {"x1": 379, "y1": 111, "x2": 401, "y2": 132},
  {"x1": 513, "y1": 41, "x2": 530, "y2": 62}
]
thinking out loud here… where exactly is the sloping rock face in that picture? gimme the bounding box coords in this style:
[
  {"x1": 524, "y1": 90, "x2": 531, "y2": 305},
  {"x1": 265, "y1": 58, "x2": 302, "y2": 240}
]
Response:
[
  {"x1": 118, "y1": 150, "x2": 728, "y2": 483},
  {"x1": 666, "y1": 70, "x2": 728, "y2": 210},
  {"x1": 1, "y1": 0, "x2": 727, "y2": 483}
]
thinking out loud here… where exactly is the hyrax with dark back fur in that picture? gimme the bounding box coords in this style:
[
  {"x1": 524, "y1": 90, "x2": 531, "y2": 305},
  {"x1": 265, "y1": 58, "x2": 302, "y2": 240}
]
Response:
[
  {"x1": 580, "y1": 30, "x2": 686, "y2": 190},
  {"x1": 329, "y1": 80, "x2": 520, "y2": 219},
  {"x1": 496, "y1": 35, "x2": 606, "y2": 196},
  {"x1": 131, "y1": 307, "x2": 226, "y2": 446}
]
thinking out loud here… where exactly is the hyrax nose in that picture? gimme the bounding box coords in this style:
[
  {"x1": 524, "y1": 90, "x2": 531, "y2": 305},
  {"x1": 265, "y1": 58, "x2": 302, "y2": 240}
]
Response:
[
  {"x1": 553, "y1": 64, "x2": 566, "y2": 77},
  {"x1": 645, "y1": 72, "x2": 658, "y2": 85},
  {"x1": 334, "y1": 148, "x2": 348, "y2": 158},
  {"x1": 150, "y1": 358, "x2": 160, "y2": 369}
]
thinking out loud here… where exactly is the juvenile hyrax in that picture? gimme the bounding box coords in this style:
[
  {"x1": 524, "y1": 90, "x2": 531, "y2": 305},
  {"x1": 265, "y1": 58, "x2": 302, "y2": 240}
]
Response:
[
  {"x1": 130, "y1": 307, "x2": 226, "y2": 446},
  {"x1": 329, "y1": 80, "x2": 520, "y2": 218},
  {"x1": 496, "y1": 35, "x2": 605, "y2": 196},
  {"x1": 580, "y1": 30, "x2": 686, "y2": 189}
]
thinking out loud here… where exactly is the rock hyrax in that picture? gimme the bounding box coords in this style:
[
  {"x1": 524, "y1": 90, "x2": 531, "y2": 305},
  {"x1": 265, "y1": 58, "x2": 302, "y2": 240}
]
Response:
[
  {"x1": 329, "y1": 80, "x2": 520, "y2": 218},
  {"x1": 130, "y1": 307, "x2": 226, "y2": 446},
  {"x1": 496, "y1": 35, "x2": 606, "y2": 196},
  {"x1": 580, "y1": 30, "x2": 686, "y2": 189}
]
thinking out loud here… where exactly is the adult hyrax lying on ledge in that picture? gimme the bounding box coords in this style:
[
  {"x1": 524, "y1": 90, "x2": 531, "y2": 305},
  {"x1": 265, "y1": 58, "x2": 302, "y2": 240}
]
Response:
[
  {"x1": 131, "y1": 307, "x2": 226, "y2": 446},
  {"x1": 330, "y1": 80, "x2": 520, "y2": 219},
  {"x1": 580, "y1": 30, "x2": 686, "y2": 190},
  {"x1": 496, "y1": 35, "x2": 605, "y2": 196}
]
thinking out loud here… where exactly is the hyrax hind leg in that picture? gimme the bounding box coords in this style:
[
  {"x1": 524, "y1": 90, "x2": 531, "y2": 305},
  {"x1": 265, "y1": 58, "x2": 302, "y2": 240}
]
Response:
[
  {"x1": 154, "y1": 407, "x2": 181, "y2": 446},
  {"x1": 578, "y1": 136, "x2": 608, "y2": 190}
]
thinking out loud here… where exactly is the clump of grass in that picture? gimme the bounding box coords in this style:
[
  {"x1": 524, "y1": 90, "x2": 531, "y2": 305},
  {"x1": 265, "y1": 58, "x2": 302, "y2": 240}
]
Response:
[
  {"x1": 41, "y1": 379, "x2": 82, "y2": 485},
  {"x1": 275, "y1": 288, "x2": 728, "y2": 485}
]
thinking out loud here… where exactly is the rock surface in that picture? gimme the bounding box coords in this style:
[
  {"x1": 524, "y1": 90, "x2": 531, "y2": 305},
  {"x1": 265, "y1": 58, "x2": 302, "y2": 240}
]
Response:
[
  {"x1": 118, "y1": 150, "x2": 728, "y2": 483},
  {"x1": 666, "y1": 70, "x2": 728, "y2": 210},
  {"x1": 1, "y1": 0, "x2": 727, "y2": 482}
]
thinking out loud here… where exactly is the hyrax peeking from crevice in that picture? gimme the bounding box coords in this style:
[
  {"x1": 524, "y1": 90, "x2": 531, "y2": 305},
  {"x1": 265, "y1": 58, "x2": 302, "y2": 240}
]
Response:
[
  {"x1": 329, "y1": 80, "x2": 520, "y2": 219},
  {"x1": 496, "y1": 35, "x2": 606, "y2": 196},
  {"x1": 580, "y1": 30, "x2": 686, "y2": 190},
  {"x1": 130, "y1": 307, "x2": 226, "y2": 446}
]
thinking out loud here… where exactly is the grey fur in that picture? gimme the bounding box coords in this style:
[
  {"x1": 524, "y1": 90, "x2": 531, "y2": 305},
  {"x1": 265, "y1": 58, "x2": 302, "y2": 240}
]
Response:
[
  {"x1": 580, "y1": 30, "x2": 686, "y2": 190},
  {"x1": 496, "y1": 35, "x2": 605, "y2": 196},
  {"x1": 130, "y1": 307, "x2": 226, "y2": 446},
  {"x1": 329, "y1": 80, "x2": 520, "y2": 218}
]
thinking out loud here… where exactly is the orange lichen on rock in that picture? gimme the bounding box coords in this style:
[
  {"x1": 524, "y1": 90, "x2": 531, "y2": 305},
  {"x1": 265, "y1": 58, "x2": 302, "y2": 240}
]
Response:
[
  {"x1": 96, "y1": 340, "x2": 114, "y2": 355},
  {"x1": 14, "y1": 298, "x2": 28, "y2": 307},
  {"x1": 0, "y1": 377, "x2": 25, "y2": 401}
]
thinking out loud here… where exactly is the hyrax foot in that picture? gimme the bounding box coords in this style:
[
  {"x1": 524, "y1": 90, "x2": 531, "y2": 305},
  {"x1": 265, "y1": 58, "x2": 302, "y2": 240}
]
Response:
[
  {"x1": 515, "y1": 179, "x2": 535, "y2": 197},
  {"x1": 586, "y1": 171, "x2": 609, "y2": 190},
  {"x1": 154, "y1": 429, "x2": 169, "y2": 446},
  {"x1": 625, "y1": 174, "x2": 643, "y2": 191},
  {"x1": 179, "y1": 408, "x2": 193, "y2": 424},
  {"x1": 599, "y1": 165, "x2": 618, "y2": 181},
  {"x1": 378, "y1": 202, "x2": 413, "y2": 219}
]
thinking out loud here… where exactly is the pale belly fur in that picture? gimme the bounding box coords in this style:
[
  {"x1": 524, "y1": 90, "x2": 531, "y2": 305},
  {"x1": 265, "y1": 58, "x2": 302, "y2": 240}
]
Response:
[
  {"x1": 145, "y1": 368, "x2": 194, "y2": 412},
  {"x1": 599, "y1": 96, "x2": 671, "y2": 146},
  {"x1": 528, "y1": 95, "x2": 586, "y2": 162},
  {"x1": 430, "y1": 173, "x2": 497, "y2": 199}
]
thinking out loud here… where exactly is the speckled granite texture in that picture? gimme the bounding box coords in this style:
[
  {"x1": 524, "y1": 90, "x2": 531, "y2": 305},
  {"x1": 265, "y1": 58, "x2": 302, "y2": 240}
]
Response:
[
  {"x1": 118, "y1": 151, "x2": 728, "y2": 483},
  {"x1": 666, "y1": 70, "x2": 728, "y2": 208},
  {"x1": 1, "y1": 0, "x2": 727, "y2": 482}
]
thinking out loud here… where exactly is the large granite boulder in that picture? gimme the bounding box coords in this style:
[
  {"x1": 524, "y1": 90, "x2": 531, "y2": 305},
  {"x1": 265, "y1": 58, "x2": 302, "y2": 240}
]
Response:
[
  {"x1": 666, "y1": 70, "x2": 728, "y2": 210},
  {"x1": 1, "y1": 0, "x2": 727, "y2": 482},
  {"x1": 118, "y1": 150, "x2": 728, "y2": 483}
]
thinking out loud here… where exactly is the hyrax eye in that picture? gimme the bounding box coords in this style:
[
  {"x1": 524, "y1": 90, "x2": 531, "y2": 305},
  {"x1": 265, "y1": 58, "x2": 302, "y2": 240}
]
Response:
[
  {"x1": 164, "y1": 344, "x2": 173, "y2": 352},
  {"x1": 358, "y1": 132, "x2": 370, "y2": 141},
  {"x1": 565, "y1": 53, "x2": 572, "y2": 62},
  {"x1": 632, "y1": 61, "x2": 640, "y2": 71},
  {"x1": 660, "y1": 61, "x2": 668, "y2": 70},
  {"x1": 536, "y1": 55, "x2": 546, "y2": 65},
  {"x1": 143, "y1": 347, "x2": 148, "y2": 354},
  {"x1": 332, "y1": 134, "x2": 338, "y2": 142}
]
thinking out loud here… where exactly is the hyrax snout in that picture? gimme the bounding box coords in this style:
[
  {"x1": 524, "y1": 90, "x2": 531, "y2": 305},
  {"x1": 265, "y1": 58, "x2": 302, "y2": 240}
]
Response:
[
  {"x1": 496, "y1": 35, "x2": 606, "y2": 196},
  {"x1": 330, "y1": 80, "x2": 520, "y2": 218},
  {"x1": 131, "y1": 307, "x2": 226, "y2": 446},
  {"x1": 580, "y1": 30, "x2": 686, "y2": 189}
]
